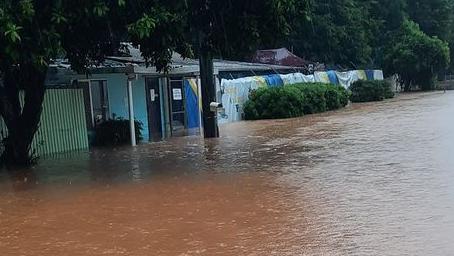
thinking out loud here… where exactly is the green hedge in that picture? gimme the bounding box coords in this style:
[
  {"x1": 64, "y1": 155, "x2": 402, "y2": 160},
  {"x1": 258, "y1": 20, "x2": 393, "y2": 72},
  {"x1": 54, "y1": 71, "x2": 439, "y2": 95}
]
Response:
[
  {"x1": 244, "y1": 86, "x2": 304, "y2": 120},
  {"x1": 244, "y1": 83, "x2": 349, "y2": 120},
  {"x1": 350, "y1": 80, "x2": 394, "y2": 102}
]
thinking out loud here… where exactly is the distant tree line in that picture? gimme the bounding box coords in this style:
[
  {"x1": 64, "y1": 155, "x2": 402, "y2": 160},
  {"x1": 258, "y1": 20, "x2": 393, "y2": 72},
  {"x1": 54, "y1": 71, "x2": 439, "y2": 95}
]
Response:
[
  {"x1": 282, "y1": 0, "x2": 452, "y2": 90},
  {"x1": 284, "y1": 0, "x2": 451, "y2": 68}
]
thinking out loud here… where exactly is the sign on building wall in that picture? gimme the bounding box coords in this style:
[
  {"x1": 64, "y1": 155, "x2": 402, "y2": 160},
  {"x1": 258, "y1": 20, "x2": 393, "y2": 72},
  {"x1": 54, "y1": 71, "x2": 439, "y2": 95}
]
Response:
[{"x1": 172, "y1": 88, "x2": 183, "y2": 100}]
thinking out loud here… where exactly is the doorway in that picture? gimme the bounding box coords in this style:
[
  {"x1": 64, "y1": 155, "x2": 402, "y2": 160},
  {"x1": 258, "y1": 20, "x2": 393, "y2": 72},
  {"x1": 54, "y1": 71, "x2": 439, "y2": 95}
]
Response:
[
  {"x1": 78, "y1": 80, "x2": 109, "y2": 145},
  {"x1": 90, "y1": 80, "x2": 109, "y2": 125},
  {"x1": 146, "y1": 77, "x2": 163, "y2": 141},
  {"x1": 168, "y1": 79, "x2": 186, "y2": 136}
]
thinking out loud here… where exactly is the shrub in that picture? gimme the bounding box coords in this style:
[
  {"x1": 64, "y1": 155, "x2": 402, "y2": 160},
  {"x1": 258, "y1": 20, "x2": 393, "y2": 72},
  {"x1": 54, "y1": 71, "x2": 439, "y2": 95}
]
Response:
[
  {"x1": 94, "y1": 118, "x2": 143, "y2": 146},
  {"x1": 350, "y1": 80, "x2": 394, "y2": 103},
  {"x1": 244, "y1": 83, "x2": 348, "y2": 120},
  {"x1": 335, "y1": 85, "x2": 350, "y2": 107},
  {"x1": 324, "y1": 85, "x2": 341, "y2": 111},
  {"x1": 324, "y1": 84, "x2": 349, "y2": 110},
  {"x1": 381, "y1": 81, "x2": 395, "y2": 99},
  {"x1": 244, "y1": 86, "x2": 304, "y2": 120},
  {"x1": 292, "y1": 83, "x2": 327, "y2": 114},
  {"x1": 292, "y1": 83, "x2": 349, "y2": 112}
]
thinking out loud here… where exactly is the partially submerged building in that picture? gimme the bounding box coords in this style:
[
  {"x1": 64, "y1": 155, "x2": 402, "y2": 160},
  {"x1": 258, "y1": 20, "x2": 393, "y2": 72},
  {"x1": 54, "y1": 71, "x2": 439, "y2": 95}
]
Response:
[{"x1": 1, "y1": 46, "x2": 299, "y2": 157}]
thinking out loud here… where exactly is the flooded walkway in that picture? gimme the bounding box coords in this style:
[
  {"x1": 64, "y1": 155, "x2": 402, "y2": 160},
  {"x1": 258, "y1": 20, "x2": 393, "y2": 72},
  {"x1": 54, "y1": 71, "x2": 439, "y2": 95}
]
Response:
[{"x1": 1, "y1": 92, "x2": 454, "y2": 255}]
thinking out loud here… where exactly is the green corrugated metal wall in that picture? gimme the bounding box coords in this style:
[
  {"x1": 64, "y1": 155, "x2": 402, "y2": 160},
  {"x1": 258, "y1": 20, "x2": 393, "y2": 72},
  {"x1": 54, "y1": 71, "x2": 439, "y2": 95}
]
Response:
[{"x1": 0, "y1": 88, "x2": 89, "y2": 157}]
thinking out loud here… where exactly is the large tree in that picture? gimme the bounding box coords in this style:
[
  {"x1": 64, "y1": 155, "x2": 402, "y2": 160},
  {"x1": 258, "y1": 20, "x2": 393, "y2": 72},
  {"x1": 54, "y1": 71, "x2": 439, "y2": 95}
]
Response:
[
  {"x1": 364, "y1": 0, "x2": 406, "y2": 66},
  {"x1": 407, "y1": 0, "x2": 454, "y2": 42},
  {"x1": 383, "y1": 20, "x2": 450, "y2": 91},
  {"x1": 0, "y1": 0, "x2": 133, "y2": 168},
  {"x1": 288, "y1": 0, "x2": 373, "y2": 68},
  {"x1": 407, "y1": 0, "x2": 454, "y2": 70}
]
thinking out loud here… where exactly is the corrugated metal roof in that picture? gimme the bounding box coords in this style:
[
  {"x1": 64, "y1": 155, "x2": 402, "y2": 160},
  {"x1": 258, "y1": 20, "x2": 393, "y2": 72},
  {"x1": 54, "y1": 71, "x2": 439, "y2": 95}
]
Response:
[
  {"x1": 47, "y1": 44, "x2": 300, "y2": 82},
  {"x1": 251, "y1": 48, "x2": 308, "y2": 67}
]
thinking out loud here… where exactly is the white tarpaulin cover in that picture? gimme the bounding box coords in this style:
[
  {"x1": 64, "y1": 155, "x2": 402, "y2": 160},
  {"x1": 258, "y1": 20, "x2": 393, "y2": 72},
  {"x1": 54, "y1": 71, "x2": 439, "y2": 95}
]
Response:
[
  {"x1": 280, "y1": 73, "x2": 315, "y2": 85},
  {"x1": 314, "y1": 71, "x2": 331, "y2": 84},
  {"x1": 218, "y1": 77, "x2": 267, "y2": 124},
  {"x1": 335, "y1": 70, "x2": 384, "y2": 88},
  {"x1": 374, "y1": 70, "x2": 384, "y2": 80},
  {"x1": 336, "y1": 71, "x2": 354, "y2": 88}
]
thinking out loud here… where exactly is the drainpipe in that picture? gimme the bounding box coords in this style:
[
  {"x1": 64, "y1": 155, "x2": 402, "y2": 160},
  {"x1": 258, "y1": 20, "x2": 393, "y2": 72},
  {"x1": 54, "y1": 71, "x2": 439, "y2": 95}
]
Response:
[
  {"x1": 196, "y1": 76, "x2": 204, "y2": 137},
  {"x1": 159, "y1": 78, "x2": 166, "y2": 140},
  {"x1": 127, "y1": 74, "x2": 137, "y2": 147}
]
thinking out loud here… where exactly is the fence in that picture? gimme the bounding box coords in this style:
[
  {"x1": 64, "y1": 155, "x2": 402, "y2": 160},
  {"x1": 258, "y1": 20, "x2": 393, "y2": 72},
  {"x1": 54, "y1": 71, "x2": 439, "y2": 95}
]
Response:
[{"x1": 0, "y1": 88, "x2": 89, "y2": 158}]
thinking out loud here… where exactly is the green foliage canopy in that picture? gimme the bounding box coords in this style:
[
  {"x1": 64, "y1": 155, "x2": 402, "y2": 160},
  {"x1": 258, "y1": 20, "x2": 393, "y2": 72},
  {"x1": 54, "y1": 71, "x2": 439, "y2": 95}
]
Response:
[
  {"x1": 286, "y1": 0, "x2": 454, "y2": 75},
  {"x1": 288, "y1": 0, "x2": 373, "y2": 67},
  {"x1": 383, "y1": 20, "x2": 450, "y2": 91}
]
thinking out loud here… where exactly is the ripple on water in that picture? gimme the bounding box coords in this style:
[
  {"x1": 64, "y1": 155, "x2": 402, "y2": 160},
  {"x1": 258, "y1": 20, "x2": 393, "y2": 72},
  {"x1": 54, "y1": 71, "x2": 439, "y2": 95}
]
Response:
[{"x1": 1, "y1": 92, "x2": 454, "y2": 255}]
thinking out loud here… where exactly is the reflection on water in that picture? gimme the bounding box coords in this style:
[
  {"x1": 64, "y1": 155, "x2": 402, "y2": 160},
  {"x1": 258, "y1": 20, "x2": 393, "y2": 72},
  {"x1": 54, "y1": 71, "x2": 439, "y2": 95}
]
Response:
[{"x1": 1, "y1": 92, "x2": 454, "y2": 255}]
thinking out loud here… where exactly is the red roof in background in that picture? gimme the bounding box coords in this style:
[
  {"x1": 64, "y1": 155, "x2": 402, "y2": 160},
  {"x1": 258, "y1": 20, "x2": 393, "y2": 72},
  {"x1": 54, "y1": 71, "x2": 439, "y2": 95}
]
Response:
[{"x1": 251, "y1": 48, "x2": 308, "y2": 67}]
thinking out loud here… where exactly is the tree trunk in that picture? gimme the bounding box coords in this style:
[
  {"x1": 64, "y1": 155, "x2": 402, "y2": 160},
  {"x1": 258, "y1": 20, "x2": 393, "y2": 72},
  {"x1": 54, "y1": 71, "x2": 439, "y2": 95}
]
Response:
[
  {"x1": 403, "y1": 77, "x2": 412, "y2": 92},
  {"x1": 199, "y1": 44, "x2": 219, "y2": 138},
  {"x1": 0, "y1": 65, "x2": 46, "y2": 170},
  {"x1": 404, "y1": 82, "x2": 411, "y2": 92}
]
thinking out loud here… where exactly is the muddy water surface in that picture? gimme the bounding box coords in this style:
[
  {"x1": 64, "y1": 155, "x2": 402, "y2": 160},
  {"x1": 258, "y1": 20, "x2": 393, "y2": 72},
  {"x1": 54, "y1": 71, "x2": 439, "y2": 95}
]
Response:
[{"x1": 1, "y1": 92, "x2": 454, "y2": 255}]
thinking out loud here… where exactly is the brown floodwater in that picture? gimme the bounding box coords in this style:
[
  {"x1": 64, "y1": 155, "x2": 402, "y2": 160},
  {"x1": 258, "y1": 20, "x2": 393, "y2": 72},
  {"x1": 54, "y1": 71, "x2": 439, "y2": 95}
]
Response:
[{"x1": 1, "y1": 92, "x2": 454, "y2": 255}]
